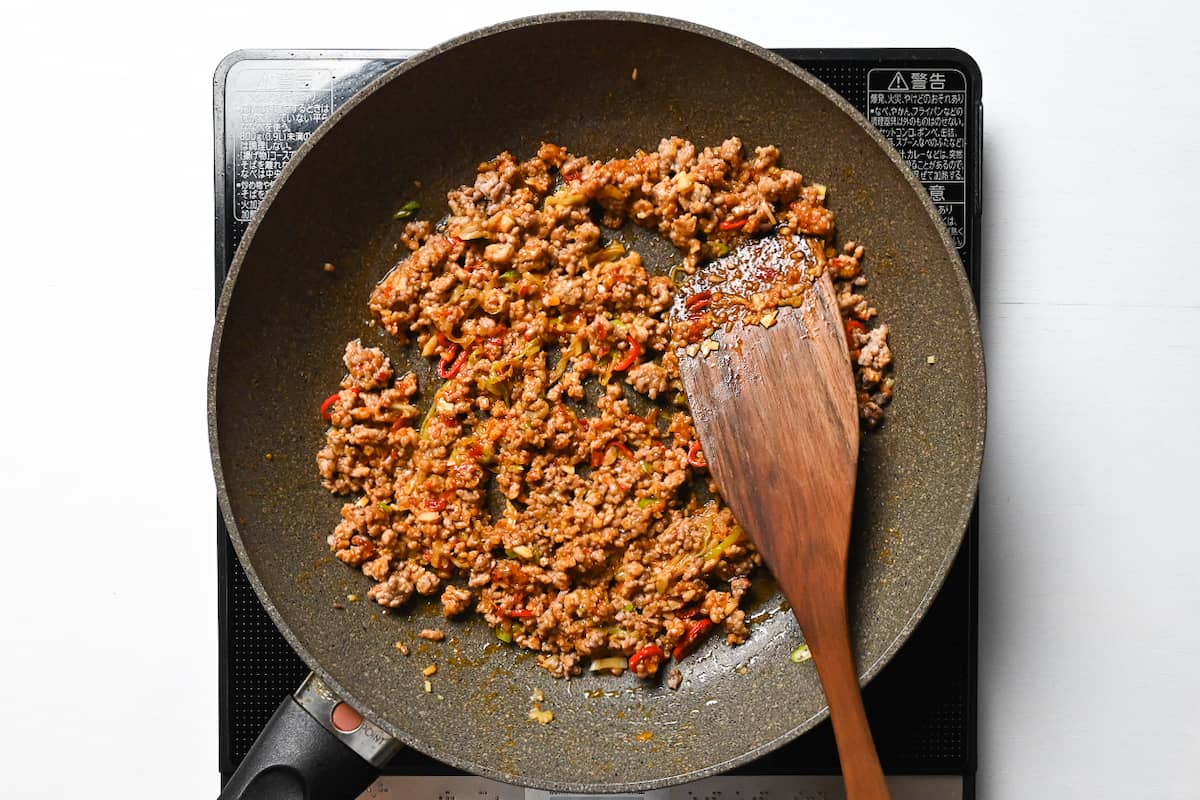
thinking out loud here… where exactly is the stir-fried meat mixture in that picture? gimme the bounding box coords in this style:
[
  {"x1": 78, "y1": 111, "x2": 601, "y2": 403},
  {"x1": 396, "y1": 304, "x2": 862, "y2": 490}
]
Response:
[{"x1": 317, "y1": 137, "x2": 893, "y2": 678}]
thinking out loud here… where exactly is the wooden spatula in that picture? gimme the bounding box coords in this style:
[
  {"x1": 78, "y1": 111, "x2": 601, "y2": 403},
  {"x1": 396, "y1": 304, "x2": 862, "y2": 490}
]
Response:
[{"x1": 674, "y1": 235, "x2": 890, "y2": 800}]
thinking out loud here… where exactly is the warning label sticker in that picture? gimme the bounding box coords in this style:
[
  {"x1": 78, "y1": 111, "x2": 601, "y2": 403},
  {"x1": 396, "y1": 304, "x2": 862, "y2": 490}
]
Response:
[
  {"x1": 229, "y1": 67, "x2": 334, "y2": 222},
  {"x1": 866, "y1": 68, "x2": 968, "y2": 247}
]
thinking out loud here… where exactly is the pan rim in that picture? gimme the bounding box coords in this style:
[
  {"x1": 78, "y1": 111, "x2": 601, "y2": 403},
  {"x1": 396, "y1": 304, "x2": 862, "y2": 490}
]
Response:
[{"x1": 209, "y1": 10, "x2": 986, "y2": 792}]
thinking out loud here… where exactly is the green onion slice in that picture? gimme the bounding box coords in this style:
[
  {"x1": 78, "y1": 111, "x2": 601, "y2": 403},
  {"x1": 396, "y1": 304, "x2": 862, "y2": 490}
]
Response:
[{"x1": 392, "y1": 200, "x2": 421, "y2": 220}]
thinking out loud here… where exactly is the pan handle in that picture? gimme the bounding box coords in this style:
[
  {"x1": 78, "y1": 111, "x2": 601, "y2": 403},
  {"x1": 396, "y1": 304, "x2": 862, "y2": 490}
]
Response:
[{"x1": 218, "y1": 673, "x2": 402, "y2": 800}]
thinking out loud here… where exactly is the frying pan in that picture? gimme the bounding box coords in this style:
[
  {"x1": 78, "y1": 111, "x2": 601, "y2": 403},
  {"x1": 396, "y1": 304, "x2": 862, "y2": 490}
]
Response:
[{"x1": 209, "y1": 12, "x2": 985, "y2": 798}]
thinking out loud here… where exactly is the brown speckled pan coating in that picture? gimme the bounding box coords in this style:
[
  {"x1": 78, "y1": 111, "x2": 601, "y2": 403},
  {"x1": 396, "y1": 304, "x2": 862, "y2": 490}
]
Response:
[{"x1": 208, "y1": 12, "x2": 985, "y2": 792}]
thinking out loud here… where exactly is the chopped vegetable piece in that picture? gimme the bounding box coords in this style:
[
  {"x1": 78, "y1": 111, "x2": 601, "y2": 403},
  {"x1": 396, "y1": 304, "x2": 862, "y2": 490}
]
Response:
[
  {"x1": 549, "y1": 337, "x2": 584, "y2": 382},
  {"x1": 637, "y1": 496, "x2": 659, "y2": 509},
  {"x1": 438, "y1": 347, "x2": 470, "y2": 379},
  {"x1": 496, "y1": 627, "x2": 513, "y2": 643},
  {"x1": 500, "y1": 270, "x2": 520, "y2": 281},
  {"x1": 507, "y1": 608, "x2": 536, "y2": 619},
  {"x1": 520, "y1": 340, "x2": 543, "y2": 360},
  {"x1": 587, "y1": 241, "x2": 627, "y2": 265},
  {"x1": 320, "y1": 391, "x2": 342, "y2": 421},
  {"x1": 672, "y1": 619, "x2": 715, "y2": 662},
  {"x1": 528, "y1": 706, "x2": 554, "y2": 724},
  {"x1": 704, "y1": 526, "x2": 745, "y2": 560},
  {"x1": 718, "y1": 215, "x2": 749, "y2": 231},
  {"x1": 685, "y1": 290, "x2": 712, "y2": 311},
  {"x1": 687, "y1": 441, "x2": 707, "y2": 469},
  {"x1": 790, "y1": 644, "x2": 813, "y2": 663},
  {"x1": 588, "y1": 655, "x2": 630, "y2": 672},
  {"x1": 628, "y1": 644, "x2": 665, "y2": 675},
  {"x1": 640, "y1": 461, "x2": 654, "y2": 476},
  {"x1": 613, "y1": 440, "x2": 635, "y2": 460},
  {"x1": 393, "y1": 200, "x2": 421, "y2": 220},
  {"x1": 613, "y1": 335, "x2": 643, "y2": 372}
]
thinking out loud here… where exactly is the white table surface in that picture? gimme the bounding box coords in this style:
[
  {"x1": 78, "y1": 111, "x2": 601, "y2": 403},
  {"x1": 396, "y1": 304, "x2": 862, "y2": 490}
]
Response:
[{"x1": 2, "y1": 1, "x2": 1197, "y2": 797}]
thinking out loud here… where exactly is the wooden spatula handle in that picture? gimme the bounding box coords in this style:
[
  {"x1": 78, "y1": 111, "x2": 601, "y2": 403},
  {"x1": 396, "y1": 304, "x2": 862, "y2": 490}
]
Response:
[{"x1": 802, "y1": 601, "x2": 891, "y2": 800}]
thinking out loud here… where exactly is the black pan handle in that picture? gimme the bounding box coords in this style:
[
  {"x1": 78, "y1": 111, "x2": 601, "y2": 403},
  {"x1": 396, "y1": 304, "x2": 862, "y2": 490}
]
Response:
[{"x1": 218, "y1": 673, "x2": 402, "y2": 800}]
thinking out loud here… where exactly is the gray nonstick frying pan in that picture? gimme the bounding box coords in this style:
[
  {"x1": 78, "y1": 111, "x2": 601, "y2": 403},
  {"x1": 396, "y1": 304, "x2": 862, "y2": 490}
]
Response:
[{"x1": 209, "y1": 12, "x2": 985, "y2": 798}]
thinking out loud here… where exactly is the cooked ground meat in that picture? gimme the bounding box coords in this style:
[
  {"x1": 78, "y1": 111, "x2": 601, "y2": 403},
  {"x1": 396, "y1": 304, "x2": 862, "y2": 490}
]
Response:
[
  {"x1": 440, "y1": 585, "x2": 473, "y2": 617},
  {"x1": 317, "y1": 137, "x2": 893, "y2": 678}
]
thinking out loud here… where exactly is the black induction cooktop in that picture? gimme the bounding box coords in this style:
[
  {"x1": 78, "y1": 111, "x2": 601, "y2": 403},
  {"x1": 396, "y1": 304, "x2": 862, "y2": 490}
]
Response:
[{"x1": 214, "y1": 47, "x2": 982, "y2": 799}]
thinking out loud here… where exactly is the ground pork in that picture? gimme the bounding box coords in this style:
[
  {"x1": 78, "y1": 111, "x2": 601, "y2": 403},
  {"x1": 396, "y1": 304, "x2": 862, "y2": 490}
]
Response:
[{"x1": 318, "y1": 138, "x2": 893, "y2": 679}]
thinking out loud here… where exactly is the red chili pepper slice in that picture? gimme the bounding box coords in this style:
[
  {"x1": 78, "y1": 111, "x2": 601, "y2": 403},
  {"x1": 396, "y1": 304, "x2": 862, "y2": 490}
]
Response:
[
  {"x1": 507, "y1": 608, "x2": 536, "y2": 619},
  {"x1": 628, "y1": 644, "x2": 665, "y2": 675},
  {"x1": 590, "y1": 449, "x2": 604, "y2": 469},
  {"x1": 844, "y1": 319, "x2": 867, "y2": 348},
  {"x1": 718, "y1": 216, "x2": 748, "y2": 231},
  {"x1": 687, "y1": 441, "x2": 707, "y2": 469},
  {"x1": 438, "y1": 347, "x2": 470, "y2": 379},
  {"x1": 673, "y1": 619, "x2": 715, "y2": 662},
  {"x1": 320, "y1": 391, "x2": 342, "y2": 421},
  {"x1": 613, "y1": 440, "x2": 635, "y2": 460},
  {"x1": 613, "y1": 335, "x2": 643, "y2": 372},
  {"x1": 686, "y1": 290, "x2": 713, "y2": 317},
  {"x1": 424, "y1": 494, "x2": 448, "y2": 512}
]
